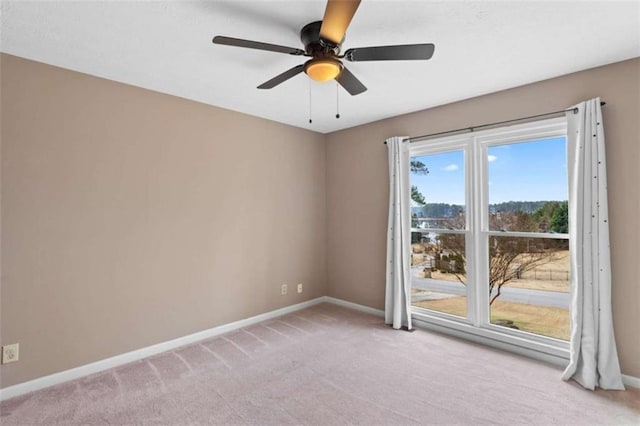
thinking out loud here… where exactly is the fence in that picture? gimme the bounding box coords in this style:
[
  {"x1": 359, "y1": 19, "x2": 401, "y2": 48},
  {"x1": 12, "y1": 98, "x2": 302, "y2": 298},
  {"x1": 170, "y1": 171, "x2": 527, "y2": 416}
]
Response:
[{"x1": 520, "y1": 269, "x2": 569, "y2": 281}]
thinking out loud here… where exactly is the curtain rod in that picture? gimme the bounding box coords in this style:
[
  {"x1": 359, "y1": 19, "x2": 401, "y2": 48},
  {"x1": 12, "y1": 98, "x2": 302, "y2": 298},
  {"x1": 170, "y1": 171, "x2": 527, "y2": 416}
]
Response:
[{"x1": 383, "y1": 101, "x2": 606, "y2": 144}]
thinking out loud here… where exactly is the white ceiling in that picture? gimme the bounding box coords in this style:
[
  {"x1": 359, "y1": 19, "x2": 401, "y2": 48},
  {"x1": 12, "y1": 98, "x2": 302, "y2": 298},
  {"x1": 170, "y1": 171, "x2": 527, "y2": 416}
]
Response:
[{"x1": 2, "y1": 1, "x2": 639, "y2": 134}]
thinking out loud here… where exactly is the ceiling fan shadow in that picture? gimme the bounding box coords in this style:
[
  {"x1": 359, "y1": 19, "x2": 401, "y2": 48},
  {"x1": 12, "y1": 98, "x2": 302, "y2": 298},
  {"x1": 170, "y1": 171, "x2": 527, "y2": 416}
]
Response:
[{"x1": 189, "y1": 1, "x2": 304, "y2": 40}]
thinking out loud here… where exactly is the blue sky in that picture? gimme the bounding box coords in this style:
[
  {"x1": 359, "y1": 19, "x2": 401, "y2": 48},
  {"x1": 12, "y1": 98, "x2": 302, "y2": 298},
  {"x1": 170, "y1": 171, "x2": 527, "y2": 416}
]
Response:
[{"x1": 411, "y1": 136, "x2": 568, "y2": 205}]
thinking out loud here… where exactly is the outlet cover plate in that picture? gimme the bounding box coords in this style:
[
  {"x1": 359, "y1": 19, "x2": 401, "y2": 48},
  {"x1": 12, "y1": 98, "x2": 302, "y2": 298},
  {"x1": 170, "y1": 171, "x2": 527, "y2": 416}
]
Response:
[{"x1": 2, "y1": 343, "x2": 19, "y2": 364}]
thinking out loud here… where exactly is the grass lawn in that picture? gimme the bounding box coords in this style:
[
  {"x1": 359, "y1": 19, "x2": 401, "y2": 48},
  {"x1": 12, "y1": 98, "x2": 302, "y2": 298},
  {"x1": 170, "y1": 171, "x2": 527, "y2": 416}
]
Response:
[{"x1": 413, "y1": 296, "x2": 569, "y2": 340}]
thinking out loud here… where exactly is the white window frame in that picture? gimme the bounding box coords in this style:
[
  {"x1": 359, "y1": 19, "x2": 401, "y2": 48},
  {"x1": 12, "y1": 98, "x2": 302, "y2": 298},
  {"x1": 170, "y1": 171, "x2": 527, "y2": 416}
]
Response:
[{"x1": 408, "y1": 117, "x2": 570, "y2": 362}]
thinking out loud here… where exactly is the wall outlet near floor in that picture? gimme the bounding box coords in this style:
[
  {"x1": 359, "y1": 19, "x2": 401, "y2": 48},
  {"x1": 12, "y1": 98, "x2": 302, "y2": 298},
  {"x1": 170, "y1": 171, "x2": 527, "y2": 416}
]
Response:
[
  {"x1": 2, "y1": 343, "x2": 19, "y2": 364},
  {"x1": 281, "y1": 284, "x2": 287, "y2": 295},
  {"x1": 297, "y1": 283, "x2": 303, "y2": 293}
]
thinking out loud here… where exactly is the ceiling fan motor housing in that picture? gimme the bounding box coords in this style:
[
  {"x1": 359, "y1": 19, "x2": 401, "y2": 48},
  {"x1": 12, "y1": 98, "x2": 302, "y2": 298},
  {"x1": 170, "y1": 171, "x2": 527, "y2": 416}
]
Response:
[{"x1": 301, "y1": 21, "x2": 340, "y2": 56}]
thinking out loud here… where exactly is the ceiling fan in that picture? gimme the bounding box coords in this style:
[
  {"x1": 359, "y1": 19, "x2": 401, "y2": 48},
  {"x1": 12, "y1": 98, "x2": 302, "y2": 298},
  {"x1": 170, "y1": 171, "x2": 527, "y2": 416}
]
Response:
[{"x1": 212, "y1": 0, "x2": 435, "y2": 96}]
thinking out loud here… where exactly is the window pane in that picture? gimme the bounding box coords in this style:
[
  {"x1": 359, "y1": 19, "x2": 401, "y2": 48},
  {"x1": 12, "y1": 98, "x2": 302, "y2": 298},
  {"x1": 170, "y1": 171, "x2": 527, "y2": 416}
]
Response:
[
  {"x1": 488, "y1": 137, "x2": 568, "y2": 233},
  {"x1": 411, "y1": 232, "x2": 467, "y2": 318},
  {"x1": 488, "y1": 236, "x2": 569, "y2": 340},
  {"x1": 411, "y1": 151, "x2": 465, "y2": 230}
]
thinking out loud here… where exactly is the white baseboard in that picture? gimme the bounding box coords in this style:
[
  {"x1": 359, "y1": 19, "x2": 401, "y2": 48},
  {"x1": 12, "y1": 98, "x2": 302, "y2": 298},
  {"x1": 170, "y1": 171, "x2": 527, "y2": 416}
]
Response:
[
  {"x1": 1, "y1": 296, "x2": 637, "y2": 401},
  {"x1": 622, "y1": 374, "x2": 640, "y2": 389},
  {"x1": 322, "y1": 296, "x2": 385, "y2": 317},
  {"x1": 0, "y1": 297, "x2": 326, "y2": 401}
]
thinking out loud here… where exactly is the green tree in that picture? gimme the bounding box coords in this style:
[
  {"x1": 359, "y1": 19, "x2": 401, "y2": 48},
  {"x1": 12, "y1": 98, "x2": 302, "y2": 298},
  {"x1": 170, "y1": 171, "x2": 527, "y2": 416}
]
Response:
[
  {"x1": 411, "y1": 185, "x2": 426, "y2": 206},
  {"x1": 410, "y1": 160, "x2": 429, "y2": 206},
  {"x1": 550, "y1": 201, "x2": 569, "y2": 233},
  {"x1": 532, "y1": 201, "x2": 560, "y2": 232},
  {"x1": 528, "y1": 200, "x2": 568, "y2": 234},
  {"x1": 410, "y1": 160, "x2": 429, "y2": 175}
]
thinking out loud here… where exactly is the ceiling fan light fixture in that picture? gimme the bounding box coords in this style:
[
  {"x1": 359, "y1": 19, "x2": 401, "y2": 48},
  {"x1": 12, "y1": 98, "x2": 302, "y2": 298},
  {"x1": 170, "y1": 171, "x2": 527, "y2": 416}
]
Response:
[{"x1": 304, "y1": 58, "x2": 343, "y2": 82}]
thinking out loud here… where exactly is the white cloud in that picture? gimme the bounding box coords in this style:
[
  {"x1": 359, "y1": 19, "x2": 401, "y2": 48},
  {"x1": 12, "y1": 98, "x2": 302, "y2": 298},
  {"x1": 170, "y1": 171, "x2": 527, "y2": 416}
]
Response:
[
  {"x1": 443, "y1": 164, "x2": 459, "y2": 171},
  {"x1": 488, "y1": 155, "x2": 498, "y2": 162}
]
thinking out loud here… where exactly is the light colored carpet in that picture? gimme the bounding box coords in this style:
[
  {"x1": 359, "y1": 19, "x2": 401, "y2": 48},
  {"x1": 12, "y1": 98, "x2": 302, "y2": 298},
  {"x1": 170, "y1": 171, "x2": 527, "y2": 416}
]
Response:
[{"x1": 1, "y1": 303, "x2": 638, "y2": 425}]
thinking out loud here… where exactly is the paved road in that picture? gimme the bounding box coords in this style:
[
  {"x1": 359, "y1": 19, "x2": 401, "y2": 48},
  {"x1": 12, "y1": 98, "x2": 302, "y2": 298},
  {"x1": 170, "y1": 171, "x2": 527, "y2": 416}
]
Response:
[{"x1": 412, "y1": 277, "x2": 569, "y2": 308}]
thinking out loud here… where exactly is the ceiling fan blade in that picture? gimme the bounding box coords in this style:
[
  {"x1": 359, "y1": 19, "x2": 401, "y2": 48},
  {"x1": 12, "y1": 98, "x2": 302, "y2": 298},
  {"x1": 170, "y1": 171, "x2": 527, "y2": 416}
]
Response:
[
  {"x1": 213, "y1": 36, "x2": 305, "y2": 56},
  {"x1": 344, "y1": 44, "x2": 435, "y2": 61},
  {"x1": 335, "y1": 66, "x2": 367, "y2": 96},
  {"x1": 320, "y1": 0, "x2": 361, "y2": 45},
  {"x1": 257, "y1": 64, "x2": 305, "y2": 89}
]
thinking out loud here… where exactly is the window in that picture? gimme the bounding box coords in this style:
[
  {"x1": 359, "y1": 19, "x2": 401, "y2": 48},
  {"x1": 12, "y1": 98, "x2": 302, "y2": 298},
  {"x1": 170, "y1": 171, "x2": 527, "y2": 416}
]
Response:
[
  {"x1": 410, "y1": 149, "x2": 468, "y2": 318},
  {"x1": 409, "y1": 118, "x2": 570, "y2": 355}
]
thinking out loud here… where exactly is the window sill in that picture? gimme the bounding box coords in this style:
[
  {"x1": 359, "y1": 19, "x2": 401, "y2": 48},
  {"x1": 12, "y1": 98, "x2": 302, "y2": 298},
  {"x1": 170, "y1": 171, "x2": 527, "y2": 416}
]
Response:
[{"x1": 411, "y1": 309, "x2": 570, "y2": 367}]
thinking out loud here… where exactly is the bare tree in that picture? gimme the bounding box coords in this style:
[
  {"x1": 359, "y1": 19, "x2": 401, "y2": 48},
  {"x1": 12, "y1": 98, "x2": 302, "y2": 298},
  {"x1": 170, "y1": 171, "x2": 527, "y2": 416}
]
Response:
[
  {"x1": 436, "y1": 213, "x2": 563, "y2": 305},
  {"x1": 486, "y1": 237, "x2": 560, "y2": 304}
]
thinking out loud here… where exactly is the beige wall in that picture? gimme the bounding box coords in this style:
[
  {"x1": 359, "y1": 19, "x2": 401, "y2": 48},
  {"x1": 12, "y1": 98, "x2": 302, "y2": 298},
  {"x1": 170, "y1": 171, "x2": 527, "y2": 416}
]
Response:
[
  {"x1": 0, "y1": 54, "x2": 327, "y2": 387},
  {"x1": 326, "y1": 58, "x2": 640, "y2": 377}
]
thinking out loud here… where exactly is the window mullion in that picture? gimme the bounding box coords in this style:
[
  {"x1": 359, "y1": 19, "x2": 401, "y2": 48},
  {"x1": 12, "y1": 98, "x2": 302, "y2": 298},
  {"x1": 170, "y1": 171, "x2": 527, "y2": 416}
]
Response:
[
  {"x1": 474, "y1": 138, "x2": 490, "y2": 327},
  {"x1": 463, "y1": 139, "x2": 476, "y2": 326}
]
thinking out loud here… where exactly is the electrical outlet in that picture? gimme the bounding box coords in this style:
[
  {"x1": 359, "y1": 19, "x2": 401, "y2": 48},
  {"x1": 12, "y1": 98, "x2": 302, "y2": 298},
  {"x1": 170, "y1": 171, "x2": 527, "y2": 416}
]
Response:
[
  {"x1": 297, "y1": 283, "x2": 303, "y2": 293},
  {"x1": 2, "y1": 343, "x2": 19, "y2": 364},
  {"x1": 281, "y1": 284, "x2": 287, "y2": 295}
]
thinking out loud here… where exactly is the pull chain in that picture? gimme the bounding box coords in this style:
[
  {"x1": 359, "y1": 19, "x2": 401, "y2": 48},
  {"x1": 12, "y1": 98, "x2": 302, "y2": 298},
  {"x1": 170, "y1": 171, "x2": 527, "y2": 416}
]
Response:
[
  {"x1": 336, "y1": 82, "x2": 340, "y2": 119},
  {"x1": 308, "y1": 80, "x2": 313, "y2": 124}
]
